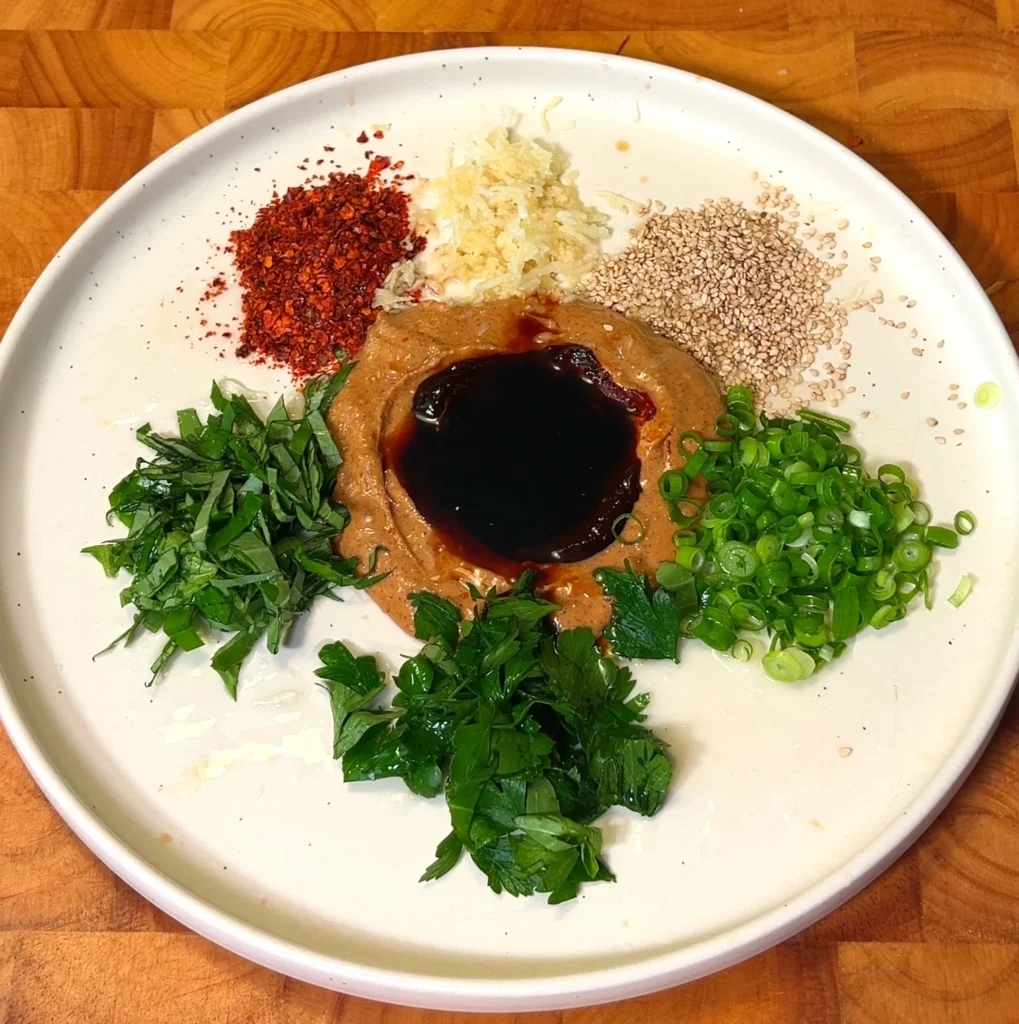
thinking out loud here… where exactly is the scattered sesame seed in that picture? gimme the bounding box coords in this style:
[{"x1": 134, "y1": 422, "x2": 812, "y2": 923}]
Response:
[
  {"x1": 862, "y1": 241, "x2": 872, "y2": 248},
  {"x1": 926, "y1": 418, "x2": 938, "y2": 426},
  {"x1": 837, "y1": 219, "x2": 849, "y2": 230},
  {"x1": 909, "y1": 329, "x2": 917, "y2": 338},
  {"x1": 954, "y1": 428, "x2": 964, "y2": 435},
  {"x1": 602, "y1": 323, "x2": 614, "y2": 331},
  {"x1": 949, "y1": 383, "x2": 959, "y2": 390},
  {"x1": 584, "y1": 196, "x2": 853, "y2": 397},
  {"x1": 935, "y1": 436, "x2": 946, "y2": 444},
  {"x1": 957, "y1": 401, "x2": 967, "y2": 409},
  {"x1": 912, "y1": 347, "x2": 924, "y2": 356},
  {"x1": 937, "y1": 339, "x2": 945, "y2": 348},
  {"x1": 906, "y1": 299, "x2": 916, "y2": 308},
  {"x1": 838, "y1": 746, "x2": 853, "y2": 757},
  {"x1": 900, "y1": 391, "x2": 910, "y2": 399}
]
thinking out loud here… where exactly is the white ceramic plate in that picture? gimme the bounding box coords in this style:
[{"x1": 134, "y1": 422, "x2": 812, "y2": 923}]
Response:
[{"x1": 1, "y1": 48, "x2": 1018, "y2": 1013}]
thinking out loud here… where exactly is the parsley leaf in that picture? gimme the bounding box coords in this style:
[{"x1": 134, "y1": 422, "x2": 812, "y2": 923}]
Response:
[
  {"x1": 314, "y1": 641, "x2": 387, "y2": 758},
  {"x1": 319, "y1": 574, "x2": 674, "y2": 902},
  {"x1": 587, "y1": 728, "x2": 672, "y2": 816},
  {"x1": 593, "y1": 564, "x2": 683, "y2": 661},
  {"x1": 420, "y1": 831, "x2": 464, "y2": 882},
  {"x1": 409, "y1": 591, "x2": 461, "y2": 649}
]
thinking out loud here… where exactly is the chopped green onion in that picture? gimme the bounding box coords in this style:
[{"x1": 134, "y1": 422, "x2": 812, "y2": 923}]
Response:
[
  {"x1": 867, "y1": 569, "x2": 898, "y2": 601},
  {"x1": 611, "y1": 513, "x2": 646, "y2": 545},
  {"x1": 679, "y1": 430, "x2": 703, "y2": 452},
  {"x1": 847, "y1": 509, "x2": 871, "y2": 529},
  {"x1": 954, "y1": 510, "x2": 976, "y2": 535},
  {"x1": 909, "y1": 501, "x2": 931, "y2": 527},
  {"x1": 731, "y1": 600, "x2": 766, "y2": 630},
  {"x1": 870, "y1": 603, "x2": 905, "y2": 629},
  {"x1": 892, "y1": 538, "x2": 931, "y2": 571},
  {"x1": 948, "y1": 574, "x2": 975, "y2": 608},
  {"x1": 926, "y1": 525, "x2": 958, "y2": 549},
  {"x1": 681, "y1": 446, "x2": 709, "y2": 478},
  {"x1": 727, "y1": 385, "x2": 753, "y2": 409},
  {"x1": 670, "y1": 498, "x2": 703, "y2": 527},
  {"x1": 762, "y1": 647, "x2": 816, "y2": 682},
  {"x1": 816, "y1": 505, "x2": 844, "y2": 528},
  {"x1": 633, "y1": 385, "x2": 970, "y2": 681},
  {"x1": 877, "y1": 464, "x2": 906, "y2": 485},
  {"x1": 793, "y1": 614, "x2": 827, "y2": 647},
  {"x1": 658, "y1": 470, "x2": 689, "y2": 502},
  {"x1": 755, "y1": 534, "x2": 781, "y2": 564},
  {"x1": 686, "y1": 612, "x2": 736, "y2": 651},
  {"x1": 832, "y1": 585, "x2": 860, "y2": 640},
  {"x1": 797, "y1": 408, "x2": 852, "y2": 433},
  {"x1": 656, "y1": 561, "x2": 692, "y2": 592},
  {"x1": 731, "y1": 638, "x2": 753, "y2": 662},
  {"x1": 675, "y1": 545, "x2": 706, "y2": 572},
  {"x1": 718, "y1": 541, "x2": 758, "y2": 579},
  {"x1": 974, "y1": 381, "x2": 1000, "y2": 409},
  {"x1": 893, "y1": 504, "x2": 916, "y2": 533}
]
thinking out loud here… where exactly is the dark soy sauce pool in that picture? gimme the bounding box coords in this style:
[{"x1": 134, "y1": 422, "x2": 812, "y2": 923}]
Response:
[{"x1": 385, "y1": 343, "x2": 654, "y2": 572}]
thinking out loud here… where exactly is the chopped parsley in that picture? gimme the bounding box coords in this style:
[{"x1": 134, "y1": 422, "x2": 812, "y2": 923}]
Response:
[{"x1": 316, "y1": 572, "x2": 672, "y2": 903}]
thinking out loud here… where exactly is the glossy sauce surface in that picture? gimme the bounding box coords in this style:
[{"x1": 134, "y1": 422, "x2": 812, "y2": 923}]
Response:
[{"x1": 385, "y1": 344, "x2": 652, "y2": 571}]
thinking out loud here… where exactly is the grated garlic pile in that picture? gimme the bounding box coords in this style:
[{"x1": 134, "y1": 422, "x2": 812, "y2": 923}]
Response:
[{"x1": 415, "y1": 127, "x2": 609, "y2": 302}]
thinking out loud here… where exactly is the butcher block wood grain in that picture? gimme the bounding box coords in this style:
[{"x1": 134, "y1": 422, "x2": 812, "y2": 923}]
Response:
[{"x1": 2, "y1": 2, "x2": 1019, "y2": 1021}]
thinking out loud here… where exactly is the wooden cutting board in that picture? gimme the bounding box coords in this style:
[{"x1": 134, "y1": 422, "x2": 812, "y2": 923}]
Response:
[{"x1": 2, "y1": 2, "x2": 1019, "y2": 1021}]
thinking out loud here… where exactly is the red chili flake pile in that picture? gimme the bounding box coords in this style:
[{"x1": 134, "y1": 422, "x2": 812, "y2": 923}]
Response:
[{"x1": 229, "y1": 167, "x2": 424, "y2": 380}]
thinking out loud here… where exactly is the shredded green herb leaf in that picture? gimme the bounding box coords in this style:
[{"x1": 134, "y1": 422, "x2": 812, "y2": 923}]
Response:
[
  {"x1": 318, "y1": 572, "x2": 672, "y2": 902},
  {"x1": 84, "y1": 369, "x2": 383, "y2": 695}
]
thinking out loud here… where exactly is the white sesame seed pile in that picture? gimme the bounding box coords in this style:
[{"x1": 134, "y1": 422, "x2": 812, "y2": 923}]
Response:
[{"x1": 584, "y1": 197, "x2": 850, "y2": 405}]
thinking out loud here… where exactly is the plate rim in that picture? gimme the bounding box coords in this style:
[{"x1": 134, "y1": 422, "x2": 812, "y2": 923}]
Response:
[{"x1": 1, "y1": 45, "x2": 1018, "y2": 1012}]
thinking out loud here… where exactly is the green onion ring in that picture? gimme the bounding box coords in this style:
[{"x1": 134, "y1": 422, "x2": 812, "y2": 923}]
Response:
[
  {"x1": 949, "y1": 574, "x2": 975, "y2": 607},
  {"x1": 658, "y1": 469, "x2": 689, "y2": 502},
  {"x1": 974, "y1": 382, "x2": 1000, "y2": 409},
  {"x1": 731, "y1": 638, "x2": 754, "y2": 662},
  {"x1": 954, "y1": 510, "x2": 976, "y2": 535},
  {"x1": 611, "y1": 513, "x2": 646, "y2": 545},
  {"x1": 762, "y1": 647, "x2": 816, "y2": 682}
]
